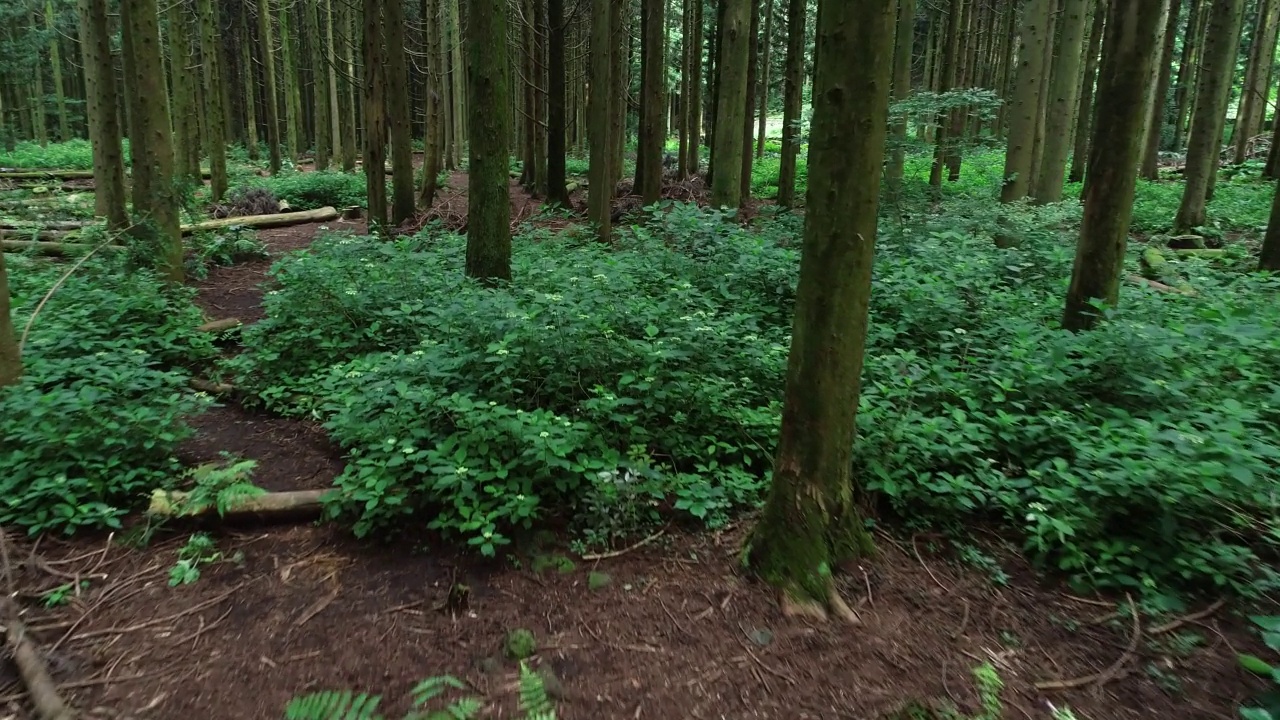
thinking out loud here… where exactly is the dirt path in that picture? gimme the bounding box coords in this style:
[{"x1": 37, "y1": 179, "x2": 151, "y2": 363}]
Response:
[{"x1": 3, "y1": 194, "x2": 1270, "y2": 720}]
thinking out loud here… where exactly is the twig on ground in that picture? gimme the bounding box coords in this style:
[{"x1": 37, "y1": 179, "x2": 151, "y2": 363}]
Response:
[
  {"x1": 0, "y1": 528, "x2": 75, "y2": 720},
  {"x1": 581, "y1": 529, "x2": 666, "y2": 561},
  {"x1": 1149, "y1": 599, "x2": 1225, "y2": 635},
  {"x1": 68, "y1": 583, "x2": 243, "y2": 643},
  {"x1": 293, "y1": 586, "x2": 341, "y2": 628},
  {"x1": 1036, "y1": 593, "x2": 1140, "y2": 691},
  {"x1": 951, "y1": 599, "x2": 970, "y2": 640},
  {"x1": 911, "y1": 535, "x2": 950, "y2": 592}
]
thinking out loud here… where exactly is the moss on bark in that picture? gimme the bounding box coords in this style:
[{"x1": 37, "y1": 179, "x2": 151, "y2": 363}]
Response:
[{"x1": 464, "y1": 0, "x2": 512, "y2": 281}]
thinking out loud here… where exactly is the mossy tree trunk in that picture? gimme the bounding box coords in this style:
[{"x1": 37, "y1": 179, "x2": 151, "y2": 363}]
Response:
[
  {"x1": 1062, "y1": 0, "x2": 1169, "y2": 332},
  {"x1": 1173, "y1": 0, "x2": 1244, "y2": 233},
  {"x1": 385, "y1": 0, "x2": 416, "y2": 223},
  {"x1": 0, "y1": 248, "x2": 19, "y2": 388},
  {"x1": 44, "y1": 0, "x2": 71, "y2": 142},
  {"x1": 197, "y1": 0, "x2": 228, "y2": 200},
  {"x1": 1140, "y1": 0, "x2": 1183, "y2": 180},
  {"x1": 587, "y1": 0, "x2": 613, "y2": 242},
  {"x1": 775, "y1": 0, "x2": 803, "y2": 207},
  {"x1": 258, "y1": 0, "x2": 283, "y2": 173},
  {"x1": 929, "y1": 0, "x2": 962, "y2": 189},
  {"x1": 324, "y1": 0, "x2": 343, "y2": 163},
  {"x1": 999, "y1": 0, "x2": 1051, "y2": 203},
  {"x1": 342, "y1": 0, "x2": 359, "y2": 171},
  {"x1": 418, "y1": 0, "x2": 445, "y2": 206},
  {"x1": 307, "y1": 0, "x2": 332, "y2": 169},
  {"x1": 639, "y1": 0, "x2": 667, "y2": 204},
  {"x1": 886, "y1": 0, "x2": 916, "y2": 195},
  {"x1": 77, "y1": 0, "x2": 128, "y2": 230},
  {"x1": 1034, "y1": 0, "x2": 1089, "y2": 203},
  {"x1": 1068, "y1": 0, "x2": 1104, "y2": 184},
  {"x1": 168, "y1": 0, "x2": 202, "y2": 183},
  {"x1": 685, "y1": 0, "x2": 704, "y2": 176},
  {"x1": 755, "y1": 0, "x2": 774, "y2": 159},
  {"x1": 709, "y1": 0, "x2": 751, "y2": 208},
  {"x1": 1172, "y1": 0, "x2": 1206, "y2": 150},
  {"x1": 1233, "y1": 0, "x2": 1280, "y2": 164},
  {"x1": 545, "y1": 0, "x2": 570, "y2": 205},
  {"x1": 744, "y1": 0, "x2": 894, "y2": 622},
  {"x1": 448, "y1": 0, "x2": 466, "y2": 167},
  {"x1": 1261, "y1": 178, "x2": 1280, "y2": 270},
  {"x1": 281, "y1": 6, "x2": 302, "y2": 162},
  {"x1": 465, "y1": 0, "x2": 512, "y2": 281},
  {"x1": 122, "y1": 0, "x2": 183, "y2": 282},
  {"x1": 240, "y1": 7, "x2": 261, "y2": 160},
  {"x1": 363, "y1": 0, "x2": 388, "y2": 229},
  {"x1": 738, "y1": 0, "x2": 759, "y2": 202}
]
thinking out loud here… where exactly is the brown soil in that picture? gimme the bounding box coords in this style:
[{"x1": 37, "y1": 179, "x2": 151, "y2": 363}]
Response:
[{"x1": 3, "y1": 180, "x2": 1272, "y2": 720}]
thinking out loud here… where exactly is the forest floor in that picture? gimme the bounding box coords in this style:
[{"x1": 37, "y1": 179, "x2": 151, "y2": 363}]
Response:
[{"x1": 1, "y1": 175, "x2": 1272, "y2": 720}]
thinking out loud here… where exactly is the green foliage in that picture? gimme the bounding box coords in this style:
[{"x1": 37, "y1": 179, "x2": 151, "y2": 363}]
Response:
[
  {"x1": 518, "y1": 662, "x2": 556, "y2": 720},
  {"x1": 283, "y1": 668, "x2": 553, "y2": 719},
  {"x1": 186, "y1": 228, "x2": 270, "y2": 280},
  {"x1": 0, "y1": 139, "x2": 131, "y2": 169},
  {"x1": 40, "y1": 580, "x2": 87, "y2": 607},
  {"x1": 168, "y1": 532, "x2": 221, "y2": 586},
  {"x1": 0, "y1": 255, "x2": 214, "y2": 534},
  {"x1": 168, "y1": 457, "x2": 266, "y2": 517},
  {"x1": 242, "y1": 170, "x2": 370, "y2": 210},
  {"x1": 1239, "y1": 616, "x2": 1280, "y2": 719},
  {"x1": 505, "y1": 628, "x2": 537, "y2": 660}
]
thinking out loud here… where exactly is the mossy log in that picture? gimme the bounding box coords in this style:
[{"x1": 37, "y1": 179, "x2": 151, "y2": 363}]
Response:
[
  {"x1": 180, "y1": 205, "x2": 339, "y2": 234},
  {"x1": 1, "y1": 239, "x2": 124, "y2": 255},
  {"x1": 196, "y1": 318, "x2": 241, "y2": 333},
  {"x1": 0, "y1": 169, "x2": 95, "y2": 180},
  {"x1": 147, "y1": 488, "x2": 331, "y2": 521},
  {"x1": 0, "y1": 220, "x2": 92, "y2": 231}
]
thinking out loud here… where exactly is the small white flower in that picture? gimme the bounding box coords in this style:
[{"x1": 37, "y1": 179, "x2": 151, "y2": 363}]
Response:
[
  {"x1": 539, "y1": 431, "x2": 549, "y2": 438},
  {"x1": 496, "y1": 348, "x2": 510, "y2": 355},
  {"x1": 455, "y1": 466, "x2": 469, "y2": 476},
  {"x1": 489, "y1": 401, "x2": 498, "y2": 406}
]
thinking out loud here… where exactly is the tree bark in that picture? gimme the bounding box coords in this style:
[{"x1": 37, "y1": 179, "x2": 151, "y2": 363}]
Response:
[
  {"x1": 197, "y1": 0, "x2": 228, "y2": 200},
  {"x1": 685, "y1": 0, "x2": 704, "y2": 176},
  {"x1": 1172, "y1": 0, "x2": 1207, "y2": 150},
  {"x1": 1140, "y1": 0, "x2": 1183, "y2": 179},
  {"x1": 0, "y1": 247, "x2": 19, "y2": 388},
  {"x1": 240, "y1": 6, "x2": 261, "y2": 160},
  {"x1": 744, "y1": 0, "x2": 893, "y2": 621},
  {"x1": 1261, "y1": 178, "x2": 1280, "y2": 271},
  {"x1": 44, "y1": 0, "x2": 71, "y2": 142},
  {"x1": 1063, "y1": 0, "x2": 1169, "y2": 332},
  {"x1": 419, "y1": 0, "x2": 445, "y2": 207},
  {"x1": 639, "y1": 0, "x2": 667, "y2": 204},
  {"x1": 739, "y1": 0, "x2": 759, "y2": 202},
  {"x1": 1069, "y1": 0, "x2": 1104, "y2": 184},
  {"x1": 1173, "y1": 0, "x2": 1244, "y2": 233},
  {"x1": 1000, "y1": 0, "x2": 1052, "y2": 203},
  {"x1": 1233, "y1": 0, "x2": 1280, "y2": 164},
  {"x1": 448, "y1": 0, "x2": 466, "y2": 168},
  {"x1": 258, "y1": 0, "x2": 283, "y2": 173},
  {"x1": 588, "y1": 0, "x2": 613, "y2": 241},
  {"x1": 280, "y1": 5, "x2": 302, "y2": 161},
  {"x1": 775, "y1": 0, "x2": 803, "y2": 206},
  {"x1": 384, "y1": 0, "x2": 416, "y2": 223},
  {"x1": 609, "y1": 1, "x2": 626, "y2": 187},
  {"x1": 77, "y1": 0, "x2": 128, "y2": 230},
  {"x1": 168, "y1": 0, "x2": 201, "y2": 182},
  {"x1": 929, "y1": 0, "x2": 963, "y2": 189},
  {"x1": 341, "y1": 0, "x2": 359, "y2": 171},
  {"x1": 363, "y1": 0, "x2": 388, "y2": 230},
  {"x1": 325, "y1": 0, "x2": 343, "y2": 163},
  {"x1": 755, "y1": 0, "x2": 774, "y2": 158},
  {"x1": 465, "y1": 0, "x2": 513, "y2": 281},
  {"x1": 545, "y1": 0, "x2": 570, "y2": 205},
  {"x1": 886, "y1": 0, "x2": 916, "y2": 195},
  {"x1": 709, "y1": 0, "x2": 751, "y2": 208},
  {"x1": 1034, "y1": 0, "x2": 1090, "y2": 203},
  {"x1": 307, "y1": 0, "x2": 331, "y2": 169},
  {"x1": 122, "y1": 0, "x2": 183, "y2": 282}
]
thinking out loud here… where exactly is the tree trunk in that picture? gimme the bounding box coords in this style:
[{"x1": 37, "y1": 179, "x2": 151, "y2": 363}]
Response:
[
  {"x1": 1172, "y1": 0, "x2": 1207, "y2": 150},
  {"x1": 1026, "y1": 0, "x2": 1055, "y2": 196},
  {"x1": 258, "y1": 0, "x2": 283, "y2": 173},
  {"x1": 1261, "y1": 178, "x2": 1280, "y2": 270},
  {"x1": 341, "y1": 1, "x2": 359, "y2": 171},
  {"x1": 31, "y1": 13, "x2": 48, "y2": 147},
  {"x1": 0, "y1": 248, "x2": 19, "y2": 388},
  {"x1": 44, "y1": 0, "x2": 70, "y2": 142},
  {"x1": 685, "y1": 0, "x2": 704, "y2": 176},
  {"x1": 709, "y1": 0, "x2": 751, "y2": 208},
  {"x1": 588, "y1": 0, "x2": 613, "y2": 241},
  {"x1": 609, "y1": 2, "x2": 626, "y2": 187},
  {"x1": 1069, "y1": 0, "x2": 1104, "y2": 184},
  {"x1": 325, "y1": 0, "x2": 342, "y2": 164},
  {"x1": 639, "y1": 0, "x2": 667, "y2": 203},
  {"x1": 77, "y1": 0, "x2": 128, "y2": 230},
  {"x1": 1140, "y1": 0, "x2": 1182, "y2": 179},
  {"x1": 384, "y1": 0, "x2": 415, "y2": 222},
  {"x1": 1173, "y1": 0, "x2": 1244, "y2": 233},
  {"x1": 240, "y1": 7, "x2": 261, "y2": 160},
  {"x1": 281, "y1": 6, "x2": 302, "y2": 161},
  {"x1": 755, "y1": 0, "x2": 774, "y2": 158},
  {"x1": 363, "y1": 0, "x2": 388, "y2": 230},
  {"x1": 1034, "y1": 0, "x2": 1089, "y2": 203},
  {"x1": 534, "y1": 0, "x2": 549, "y2": 196},
  {"x1": 465, "y1": 0, "x2": 512, "y2": 281},
  {"x1": 167, "y1": 0, "x2": 200, "y2": 182},
  {"x1": 545, "y1": 0, "x2": 570, "y2": 204},
  {"x1": 775, "y1": 0, "x2": 803, "y2": 207},
  {"x1": 1234, "y1": 0, "x2": 1280, "y2": 164},
  {"x1": 198, "y1": 0, "x2": 228, "y2": 200},
  {"x1": 419, "y1": 0, "x2": 445, "y2": 206},
  {"x1": 308, "y1": 0, "x2": 331, "y2": 169},
  {"x1": 886, "y1": 0, "x2": 916, "y2": 195},
  {"x1": 739, "y1": 0, "x2": 759, "y2": 202},
  {"x1": 744, "y1": 0, "x2": 893, "y2": 621},
  {"x1": 1063, "y1": 0, "x2": 1170, "y2": 332},
  {"x1": 929, "y1": 0, "x2": 963, "y2": 189},
  {"x1": 1000, "y1": 0, "x2": 1052, "y2": 203},
  {"x1": 520, "y1": 0, "x2": 537, "y2": 189},
  {"x1": 122, "y1": 0, "x2": 183, "y2": 282},
  {"x1": 449, "y1": 0, "x2": 466, "y2": 167}
]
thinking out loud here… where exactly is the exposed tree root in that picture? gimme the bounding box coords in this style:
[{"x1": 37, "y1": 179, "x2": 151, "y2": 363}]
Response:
[{"x1": 779, "y1": 584, "x2": 860, "y2": 624}]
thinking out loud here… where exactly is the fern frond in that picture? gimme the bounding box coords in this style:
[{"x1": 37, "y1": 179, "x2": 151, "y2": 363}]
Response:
[
  {"x1": 410, "y1": 675, "x2": 467, "y2": 706},
  {"x1": 283, "y1": 689, "x2": 383, "y2": 720},
  {"x1": 517, "y1": 662, "x2": 555, "y2": 719},
  {"x1": 215, "y1": 481, "x2": 268, "y2": 516}
]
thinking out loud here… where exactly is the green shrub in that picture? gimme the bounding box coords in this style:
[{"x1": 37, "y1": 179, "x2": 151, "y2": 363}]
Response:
[
  {"x1": 241, "y1": 170, "x2": 370, "y2": 210},
  {"x1": 0, "y1": 256, "x2": 215, "y2": 534},
  {"x1": 0, "y1": 139, "x2": 130, "y2": 169}
]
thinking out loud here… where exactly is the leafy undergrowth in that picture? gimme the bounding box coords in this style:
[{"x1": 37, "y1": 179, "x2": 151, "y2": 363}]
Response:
[
  {"x1": 229, "y1": 182, "x2": 1280, "y2": 596},
  {"x1": 237, "y1": 170, "x2": 372, "y2": 210},
  {"x1": 0, "y1": 139, "x2": 130, "y2": 170},
  {"x1": 0, "y1": 255, "x2": 214, "y2": 534}
]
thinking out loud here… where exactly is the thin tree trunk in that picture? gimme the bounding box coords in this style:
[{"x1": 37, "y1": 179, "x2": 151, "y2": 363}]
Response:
[
  {"x1": 1027, "y1": 0, "x2": 1056, "y2": 197},
  {"x1": 1069, "y1": 0, "x2": 1104, "y2": 184},
  {"x1": 31, "y1": 13, "x2": 48, "y2": 147},
  {"x1": 325, "y1": 0, "x2": 342, "y2": 163},
  {"x1": 1172, "y1": 0, "x2": 1207, "y2": 149},
  {"x1": 755, "y1": 0, "x2": 774, "y2": 158},
  {"x1": 545, "y1": 0, "x2": 570, "y2": 204},
  {"x1": 1063, "y1": 0, "x2": 1171, "y2": 331},
  {"x1": 240, "y1": 7, "x2": 261, "y2": 160},
  {"x1": 640, "y1": 0, "x2": 667, "y2": 203},
  {"x1": 929, "y1": 0, "x2": 962, "y2": 188},
  {"x1": 308, "y1": 0, "x2": 331, "y2": 168},
  {"x1": 1035, "y1": 0, "x2": 1089, "y2": 202},
  {"x1": 744, "y1": 0, "x2": 893, "y2": 622},
  {"x1": 886, "y1": 0, "x2": 916, "y2": 195},
  {"x1": 1140, "y1": 0, "x2": 1182, "y2": 179},
  {"x1": 419, "y1": 0, "x2": 445, "y2": 206},
  {"x1": 588, "y1": 0, "x2": 612, "y2": 240},
  {"x1": 169, "y1": 0, "x2": 202, "y2": 182},
  {"x1": 465, "y1": 0, "x2": 512, "y2": 280},
  {"x1": 685, "y1": 0, "x2": 703, "y2": 176},
  {"x1": 45, "y1": 0, "x2": 71, "y2": 141},
  {"x1": 534, "y1": 0, "x2": 548, "y2": 195},
  {"x1": 363, "y1": 0, "x2": 388, "y2": 229},
  {"x1": 449, "y1": 0, "x2": 466, "y2": 166},
  {"x1": 710, "y1": 0, "x2": 752, "y2": 208},
  {"x1": 385, "y1": 0, "x2": 415, "y2": 222},
  {"x1": 1000, "y1": 0, "x2": 1052, "y2": 203},
  {"x1": 198, "y1": 0, "x2": 228, "y2": 200},
  {"x1": 610, "y1": 1, "x2": 626, "y2": 187},
  {"x1": 342, "y1": 1, "x2": 359, "y2": 171},
  {"x1": 1173, "y1": 0, "x2": 1244, "y2": 233},
  {"x1": 77, "y1": 0, "x2": 128, "y2": 229},
  {"x1": 0, "y1": 248, "x2": 18, "y2": 388},
  {"x1": 775, "y1": 0, "x2": 803, "y2": 207},
  {"x1": 122, "y1": 0, "x2": 183, "y2": 282},
  {"x1": 739, "y1": 0, "x2": 759, "y2": 201},
  {"x1": 259, "y1": 0, "x2": 283, "y2": 173},
  {"x1": 281, "y1": 6, "x2": 301, "y2": 161},
  {"x1": 1234, "y1": 0, "x2": 1280, "y2": 163}
]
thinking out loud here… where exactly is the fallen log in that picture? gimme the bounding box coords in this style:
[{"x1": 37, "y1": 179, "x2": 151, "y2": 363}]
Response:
[
  {"x1": 0, "y1": 220, "x2": 92, "y2": 231},
  {"x1": 196, "y1": 318, "x2": 242, "y2": 333},
  {"x1": 180, "y1": 205, "x2": 339, "y2": 234},
  {"x1": 1, "y1": 239, "x2": 123, "y2": 255},
  {"x1": 0, "y1": 169, "x2": 94, "y2": 180},
  {"x1": 147, "y1": 488, "x2": 331, "y2": 521},
  {"x1": 1126, "y1": 273, "x2": 1196, "y2": 296},
  {"x1": 1, "y1": 598, "x2": 75, "y2": 720},
  {"x1": 1167, "y1": 248, "x2": 1226, "y2": 258},
  {"x1": 189, "y1": 378, "x2": 235, "y2": 395}
]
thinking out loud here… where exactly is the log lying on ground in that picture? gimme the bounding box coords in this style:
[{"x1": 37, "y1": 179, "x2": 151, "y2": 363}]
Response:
[
  {"x1": 148, "y1": 488, "x2": 331, "y2": 522},
  {"x1": 1126, "y1": 273, "x2": 1196, "y2": 296},
  {"x1": 1168, "y1": 248, "x2": 1226, "y2": 258},
  {"x1": 196, "y1": 318, "x2": 242, "y2": 333},
  {"x1": 180, "y1": 205, "x2": 339, "y2": 234},
  {"x1": 0, "y1": 169, "x2": 94, "y2": 180},
  {"x1": 1, "y1": 598, "x2": 75, "y2": 720},
  {"x1": 189, "y1": 378, "x2": 235, "y2": 394},
  {"x1": 0, "y1": 220, "x2": 92, "y2": 231},
  {"x1": 1, "y1": 239, "x2": 124, "y2": 255}
]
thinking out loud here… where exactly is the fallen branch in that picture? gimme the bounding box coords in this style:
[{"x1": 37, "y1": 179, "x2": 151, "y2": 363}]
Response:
[
  {"x1": 1126, "y1": 273, "x2": 1195, "y2": 296},
  {"x1": 1, "y1": 239, "x2": 122, "y2": 255},
  {"x1": 1, "y1": 598, "x2": 75, "y2": 720},
  {"x1": 0, "y1": 169, "x2": 94, "y2": 180},
  {"x1": 0, "y1": 220, "x2": 92, "y2": 231},
  {"x1": 581, "y1": 529, "x2": 667, "y2": 561},
  {"x1": 147, "y1": 489, "x2": 331, "y2": 521},
  {"x1": 180, "y1": 206, "x2": 339, "y2": 235},
  {"x1": 196, "y1": 318, "x2": 241, "y2": 333},
  {"x1": 1036, "y1": 594, "x2": 1139, "y2": 691},
  {"x1": 1149, "y1": 599, "x2": 1225, "y2": 635},
  {"x1": 188, "y1": 378, "x2": 234, "y2": 395}
]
